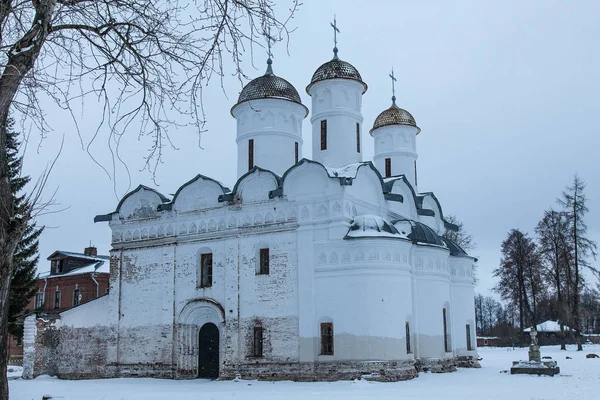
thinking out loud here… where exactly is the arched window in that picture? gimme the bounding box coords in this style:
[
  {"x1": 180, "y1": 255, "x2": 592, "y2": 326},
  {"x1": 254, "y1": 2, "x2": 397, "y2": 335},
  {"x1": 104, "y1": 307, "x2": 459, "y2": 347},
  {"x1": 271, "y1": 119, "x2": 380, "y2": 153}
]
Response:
[
  {"x1": 200, "y1": 253, "x2": 213, "y2": 288},
  {"x1": 405, "y1": 321, "x2": 412, "y2": 354},
  {"x1": 320, "y1": 322, "x2": 334, "y2": 355},
  {"x1": 253, "y1": 326, "x2": 264, "y2": 357}
]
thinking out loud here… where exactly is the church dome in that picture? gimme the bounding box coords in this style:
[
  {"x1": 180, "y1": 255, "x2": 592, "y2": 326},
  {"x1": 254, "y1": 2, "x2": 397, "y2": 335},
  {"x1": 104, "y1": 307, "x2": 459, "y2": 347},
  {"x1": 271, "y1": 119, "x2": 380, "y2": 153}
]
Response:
[
  {"x1": 370, "y1": 102, "x2": 420, "y2": 134},
  {"x1": 232, "y1": 59, "x2": 305, "y2": 113},
  {"x1": 306, "y1": 57, "x2": 368, "y2": 94},
  {"x1": 394, "y1": 219, "x2": 444, "y2": 246}
]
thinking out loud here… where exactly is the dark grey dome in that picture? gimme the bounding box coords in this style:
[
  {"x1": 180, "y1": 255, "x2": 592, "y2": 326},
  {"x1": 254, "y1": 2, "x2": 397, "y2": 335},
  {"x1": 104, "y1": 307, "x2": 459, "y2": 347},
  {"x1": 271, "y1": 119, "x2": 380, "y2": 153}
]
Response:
[
  {"x1": 233, "y1": 59, "x2": 304, "y2": 111},
  {"x1": 349, "y1": 215, "x2": 399, "y2": 235},
  {"x1": 370, "y1": 101, "x2": 420, "y2": 134},
  {"x1": 306, "y1": 57, "x2": 367, "y2": 94},
  {"x1": 394, "y1": 219, "x2": 444, "y2": 246},
  {"x1": 442, "y1": 238, "x2": 469, "y2": 257}
]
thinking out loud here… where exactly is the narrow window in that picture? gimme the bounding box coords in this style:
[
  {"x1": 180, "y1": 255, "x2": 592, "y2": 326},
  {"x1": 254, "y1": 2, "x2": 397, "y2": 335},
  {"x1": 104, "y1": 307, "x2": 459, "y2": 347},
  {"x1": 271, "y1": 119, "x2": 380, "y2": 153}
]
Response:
[
  {"x1": 35, "y1": 293, "x2": 44, "y2": 309},
  {"x1": 466, "y1": 324, "x2": 472, "y2": 351},
  {"x1": 295, "y1": 141, "x2": 299, "y2": 164},
  {"x1": 356, "y1": 123, "x2": 360, "y2": 153},
  {"x1": 259, "y1": 248, "x2": 270, "y2": 275},
  {"x1": 320, "y1": 120, "x2": 327, "y2": 150},
  {"x1": 320, "y1": 323, "x2": 334, "y2": 355},
  {"x1": 406, "y1": 322, "x2": 412, "y2": 354},
  {"x1": 443, "y1": 308, "x2": 449, "y2": 352},
  {"x1": 200, "y1": 253, "x2": 213, "y2": 288},
  {"x1": 73, "y1": 289, "x2": 80, "y2": 306},
  {"x1": 253, "y1": 327, "x2": 264, "y2": 357},
  {"x1": 248, "y1": 139, "x2": 254, "y2": 171},
  {"x1": 54, "y1": 291, "x2": 61, "y2": 309},
  {"x1": 385, "y1": 158, "x2": 392, "y2": 178},
  {"x1": 414, "y1": 160, "x2": 418, "y2": 186}
]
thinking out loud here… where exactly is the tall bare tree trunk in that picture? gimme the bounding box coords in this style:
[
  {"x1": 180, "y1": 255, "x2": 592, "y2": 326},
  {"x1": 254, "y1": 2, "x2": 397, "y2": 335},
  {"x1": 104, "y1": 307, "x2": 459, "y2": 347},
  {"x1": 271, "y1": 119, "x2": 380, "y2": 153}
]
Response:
[{"x1": 0, "y1": 2, "x2": 56, "y2": 397}]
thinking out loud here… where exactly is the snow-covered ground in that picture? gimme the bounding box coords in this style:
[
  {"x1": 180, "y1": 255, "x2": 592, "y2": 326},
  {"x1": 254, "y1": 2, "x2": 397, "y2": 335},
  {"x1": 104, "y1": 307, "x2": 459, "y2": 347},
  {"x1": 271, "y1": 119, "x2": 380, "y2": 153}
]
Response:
[{"x1": 9, "y1": 345, "x2": 600, "y2": 399}]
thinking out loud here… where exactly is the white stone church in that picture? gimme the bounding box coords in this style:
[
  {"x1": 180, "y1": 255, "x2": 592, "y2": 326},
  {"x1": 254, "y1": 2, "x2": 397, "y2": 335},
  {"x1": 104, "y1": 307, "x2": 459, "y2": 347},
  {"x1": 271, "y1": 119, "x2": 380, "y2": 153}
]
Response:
[{"x1": 23, "y1": 39, "x2": 478, "y2": 382}]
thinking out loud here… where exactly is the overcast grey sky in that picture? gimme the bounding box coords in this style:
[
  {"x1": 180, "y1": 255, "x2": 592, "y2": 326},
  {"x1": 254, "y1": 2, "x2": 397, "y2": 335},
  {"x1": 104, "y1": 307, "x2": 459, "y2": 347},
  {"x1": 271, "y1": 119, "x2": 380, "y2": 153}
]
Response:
[{"x1": 21, "y1": 0, "x2": 600, "y2": 297}]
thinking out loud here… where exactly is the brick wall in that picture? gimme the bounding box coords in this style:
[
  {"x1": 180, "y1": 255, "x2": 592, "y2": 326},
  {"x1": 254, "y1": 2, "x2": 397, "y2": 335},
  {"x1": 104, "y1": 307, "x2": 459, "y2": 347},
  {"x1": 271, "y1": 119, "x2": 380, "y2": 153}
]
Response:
[{"x1": 27, "y1": 273, "x2": 110, "y2": 313}]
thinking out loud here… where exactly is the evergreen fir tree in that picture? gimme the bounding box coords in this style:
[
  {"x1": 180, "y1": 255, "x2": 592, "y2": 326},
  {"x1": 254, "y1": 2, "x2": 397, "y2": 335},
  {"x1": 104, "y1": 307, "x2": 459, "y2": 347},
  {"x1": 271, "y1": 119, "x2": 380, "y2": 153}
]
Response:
[{"x1": 5, "y1": 119, "x2": 43, "y2": 338}]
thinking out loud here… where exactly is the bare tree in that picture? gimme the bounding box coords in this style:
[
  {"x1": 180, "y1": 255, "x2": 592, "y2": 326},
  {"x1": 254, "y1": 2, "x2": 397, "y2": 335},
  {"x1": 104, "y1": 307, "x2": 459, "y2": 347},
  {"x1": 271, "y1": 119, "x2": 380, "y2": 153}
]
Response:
[
  {"x1": 558, "y1": 175, "x2": 598, "y2": 350},
  {"x1": 442, "y1": 215, "x2": 476, "y2": 252},
  {"x1": 493, "y1": 229, "x2": 543, "y2": 335},
  {"x1": 0, "y1": 1, "x2": 300, "y2": 396},
  {"x1": 536, "y1": 209, "x2": 571, "y2": 349}
]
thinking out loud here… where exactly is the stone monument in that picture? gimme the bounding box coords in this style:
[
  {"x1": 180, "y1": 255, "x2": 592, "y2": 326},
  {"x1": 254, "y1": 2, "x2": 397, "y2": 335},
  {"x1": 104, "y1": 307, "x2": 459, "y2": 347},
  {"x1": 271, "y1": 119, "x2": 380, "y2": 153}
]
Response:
[{"x1": 510, "y1": 327, "x2": 560, "y2": 377}]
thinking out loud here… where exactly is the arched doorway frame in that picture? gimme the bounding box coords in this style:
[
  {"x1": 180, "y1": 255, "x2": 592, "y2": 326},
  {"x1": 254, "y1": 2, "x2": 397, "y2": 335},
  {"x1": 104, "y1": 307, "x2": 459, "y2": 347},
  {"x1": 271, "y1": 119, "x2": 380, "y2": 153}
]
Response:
[{"x1": 176, "y1": 299, "x2": 225, "y2": 379}]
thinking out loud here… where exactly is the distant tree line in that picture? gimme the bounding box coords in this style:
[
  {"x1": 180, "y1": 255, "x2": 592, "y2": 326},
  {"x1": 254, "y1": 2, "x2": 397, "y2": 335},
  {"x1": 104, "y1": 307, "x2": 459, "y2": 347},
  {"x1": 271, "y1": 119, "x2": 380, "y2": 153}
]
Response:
[{"x1": 491, "y1": 175, "x2": 598, "y2": 350}]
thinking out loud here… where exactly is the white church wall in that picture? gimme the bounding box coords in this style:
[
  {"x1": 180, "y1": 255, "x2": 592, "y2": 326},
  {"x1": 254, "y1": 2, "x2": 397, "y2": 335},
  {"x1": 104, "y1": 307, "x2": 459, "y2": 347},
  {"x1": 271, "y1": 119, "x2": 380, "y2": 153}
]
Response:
[
  {"x1": 115, "y1": 246, "x2": 176, "y2": 367},
  {"x1": 372, "y1": 125, "x2": 418, "y2": 187},
  {"x1": 449, "y1": 257, "x2": 478, "y2": 356},
  {"x1": 60, "y1": 295, "x2": 109, "y2": 328},
  {"x1": 312, "y1": 239, "x2": 414, "y2": 361},
  {"x1": 411, "y1": 246, "x2": 453, "y2": 359}
]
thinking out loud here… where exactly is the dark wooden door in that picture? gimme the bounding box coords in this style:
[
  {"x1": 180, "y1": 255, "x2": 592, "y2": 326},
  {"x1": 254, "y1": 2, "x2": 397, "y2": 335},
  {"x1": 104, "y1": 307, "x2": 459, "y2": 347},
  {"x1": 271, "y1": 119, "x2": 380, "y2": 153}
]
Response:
[{"x1": 198, "y1": 323, "x2": 219, "y2": 378}]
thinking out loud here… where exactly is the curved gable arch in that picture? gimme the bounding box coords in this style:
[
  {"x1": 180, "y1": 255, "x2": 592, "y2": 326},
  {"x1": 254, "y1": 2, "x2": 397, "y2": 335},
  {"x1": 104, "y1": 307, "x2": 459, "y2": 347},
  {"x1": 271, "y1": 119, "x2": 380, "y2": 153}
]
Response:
[
  {"x1": 117, "y1": 185, "x2": 169, "y2": 220},
  {"x1": 171, "y1": 175, "x2": 229, "y2": 213},
  {"x1": 231, "y1": 166, "x2": 280, "y2": 203},
  {"x1": 281, "y1": 159, "x2": 332, "y2": 199}
]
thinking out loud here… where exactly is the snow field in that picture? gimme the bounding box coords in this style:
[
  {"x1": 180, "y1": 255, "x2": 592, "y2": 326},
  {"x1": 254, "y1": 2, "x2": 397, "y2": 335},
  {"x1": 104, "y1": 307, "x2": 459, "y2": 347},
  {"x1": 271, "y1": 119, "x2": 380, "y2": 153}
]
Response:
[{"x1": 9, "y1": 345, "x2": 600, "y2": 400}]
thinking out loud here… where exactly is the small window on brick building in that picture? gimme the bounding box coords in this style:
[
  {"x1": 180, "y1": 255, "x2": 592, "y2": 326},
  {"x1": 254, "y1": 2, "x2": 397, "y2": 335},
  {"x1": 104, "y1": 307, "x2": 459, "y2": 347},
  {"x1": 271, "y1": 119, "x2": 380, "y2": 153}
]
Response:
[
  {"x1": 406, "y1": 321, "x2": 412, "y2": 354},
  {"x1": 295, "y1": 141, "x2": 299, "y2": 164},
  {"x1": 320, "y1": 120, "x2": 327, "y2": 150},
  {"x1": 200, "y1": 253, "x2": 213, "y2": 288},
  {"x1": 253, "y1": 326, "x2": 264, "y2": 357},
  {"x1": 35, "y1": 292, "x2": 44, "y2": 309},
  {"x1": 258, "y1": 248, "x2": 269, "y2": 275},
  {"x1": 56, "y1": 260, "x2": 65, "y2": 274},
  {"x1": 248, "y1": 139, "x2": 254, "y2": 171},
  {"x1": 320, "y1": 322, "x2": 334, "y2": 355},
  {"x1": 356, "y1": 123, "x2": 361, "y2": 153},
  {"x1": 443, "y1": 308, "x2": 449, "y2": 352},
  {"x1": 385, "y1": 158, "x2": 392, "y2": 178},
  {"x1": 466, "y1": 324, "x2": 472, "y2": 351},
  {"x1": 54, "y1": 291, "x2": 61, "y2": 309},
  {"x1": 73, "y1": 288, "x2": 81, "y2": 306}
]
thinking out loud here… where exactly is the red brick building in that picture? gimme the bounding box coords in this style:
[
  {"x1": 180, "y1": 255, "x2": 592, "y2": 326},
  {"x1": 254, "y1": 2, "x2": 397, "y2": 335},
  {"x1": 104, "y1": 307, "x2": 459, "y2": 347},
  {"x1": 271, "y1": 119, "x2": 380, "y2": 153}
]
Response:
[
  {"x1": 28, "y1": 246, "x2": 110, "y2": 313},
  {"x1": 8, "y1": 247, "x2": 110, "y2": 364}
]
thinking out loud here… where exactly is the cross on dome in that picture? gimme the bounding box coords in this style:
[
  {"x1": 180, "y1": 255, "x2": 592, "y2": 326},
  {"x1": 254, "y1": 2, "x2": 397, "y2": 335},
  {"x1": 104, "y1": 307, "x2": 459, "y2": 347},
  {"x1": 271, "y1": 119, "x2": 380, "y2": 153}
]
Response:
[
  {"x1": 263, "y1": 27, "x2": 277, "y2": 75},
  {"x1": 389, "y1": 67, "x2": 397, "y2": 105},
  {"x1": 330, "y1": 16, "x2": 340, "y2": 59}
]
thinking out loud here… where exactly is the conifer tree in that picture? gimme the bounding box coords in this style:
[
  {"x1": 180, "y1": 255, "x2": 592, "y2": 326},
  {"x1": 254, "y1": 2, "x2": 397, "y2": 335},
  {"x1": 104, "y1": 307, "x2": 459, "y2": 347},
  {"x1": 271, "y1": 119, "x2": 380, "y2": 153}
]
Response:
[{"x1": 5, "y1": 119, "x2": 42, "y2": 339}]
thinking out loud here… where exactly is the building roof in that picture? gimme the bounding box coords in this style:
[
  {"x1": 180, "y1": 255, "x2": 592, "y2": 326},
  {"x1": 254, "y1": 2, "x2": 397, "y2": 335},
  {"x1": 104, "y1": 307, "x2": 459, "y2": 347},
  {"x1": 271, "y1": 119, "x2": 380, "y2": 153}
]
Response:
[
  {"x1": 524, "y1": 320, "x2": 573, "y2": 333},
  {"x1": 346, "y1": 215, "x2": 405, "y2": 239},
  {"x1": 441, "y1": 238, "x2": 468, "y2": 257},
  {"x1": 232, "y1": 59, "x2": 305, "y2": 113},
  {"x1": 40, "y1": 250, "x2": 110, "y2": 279},
  {"x1": 306, "y1": 56, "x2": 367, "y2": 94},
  {"x1": 394, "y1": 219, "x2": 446, "y2": 247},
  {"x1": 47, "y1": 250, "x2": 109, "y2": 261},
  {"x1": 370, "y1": 102, "x2": 419, "y2": 134}
]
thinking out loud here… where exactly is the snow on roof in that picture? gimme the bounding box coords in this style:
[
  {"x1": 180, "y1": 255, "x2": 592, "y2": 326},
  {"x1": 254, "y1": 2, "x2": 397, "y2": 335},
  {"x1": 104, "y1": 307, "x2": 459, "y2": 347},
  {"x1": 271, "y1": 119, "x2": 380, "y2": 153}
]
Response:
[
  {"x1": 523, "y1": 320, "x2": 572, "y2": 332},
  {"x1": 324, "y1": 163, "x2": 367, "y2": 179},
  {"x1": 38, "y1": 260, "x2": 109, "y2": 279},
  {"x1": 345, "y1": 214, "x2": 411, "y2": 240},
  {"x1": 47, "y1": 250, "x2": 109, "y2": 262}
]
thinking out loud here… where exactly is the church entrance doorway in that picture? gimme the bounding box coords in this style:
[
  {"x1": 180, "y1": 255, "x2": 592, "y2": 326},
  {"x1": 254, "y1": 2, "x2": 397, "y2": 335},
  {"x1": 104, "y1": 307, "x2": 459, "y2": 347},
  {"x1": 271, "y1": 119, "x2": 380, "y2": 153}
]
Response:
[{"x1": 198, "y1": 323, "x2": 219, "y2": 378}]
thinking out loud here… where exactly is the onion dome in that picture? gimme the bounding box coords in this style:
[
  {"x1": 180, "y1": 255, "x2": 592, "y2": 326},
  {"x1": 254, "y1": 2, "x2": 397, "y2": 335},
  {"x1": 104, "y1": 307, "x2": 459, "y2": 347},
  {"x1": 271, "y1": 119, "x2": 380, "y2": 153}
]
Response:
[
  {"x1": 232, "y1": 59, "x2": 306, "y2": 115},
  {"x1": 370, "y1": 97, "x2": 420, "y2": 134},
  {"x1": 306, "y1": 49, "x2": 367, "y2": 94}
]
